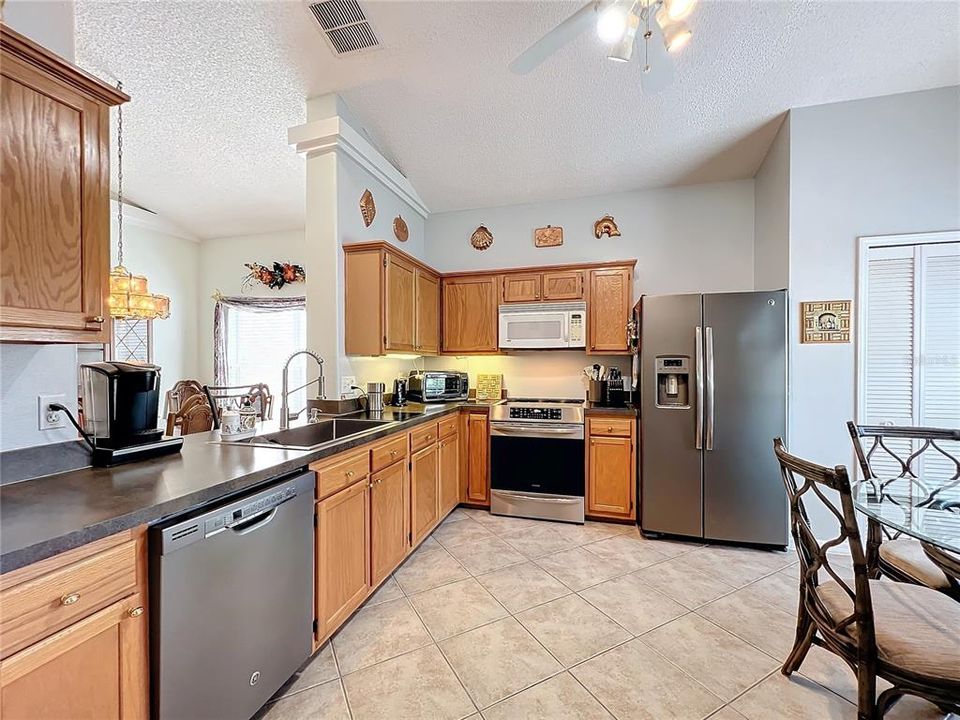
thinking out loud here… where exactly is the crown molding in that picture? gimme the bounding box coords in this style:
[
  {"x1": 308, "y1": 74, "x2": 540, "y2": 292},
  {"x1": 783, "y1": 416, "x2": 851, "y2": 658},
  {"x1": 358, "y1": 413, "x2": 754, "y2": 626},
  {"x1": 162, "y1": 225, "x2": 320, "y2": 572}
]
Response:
[{"x1": 288, "y1": 116, "x2": 429, "y2": 219}]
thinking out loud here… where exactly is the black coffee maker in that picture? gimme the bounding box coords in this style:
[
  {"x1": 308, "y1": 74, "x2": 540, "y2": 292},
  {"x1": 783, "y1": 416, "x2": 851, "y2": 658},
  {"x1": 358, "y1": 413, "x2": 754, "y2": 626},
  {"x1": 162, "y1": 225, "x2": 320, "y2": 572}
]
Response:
[
  {"x1": 80, "y1": 362, "x2": 182, "y2": 466},
  {"x1": 390, "y1": 377, "x2": 408, "y2": 407}
]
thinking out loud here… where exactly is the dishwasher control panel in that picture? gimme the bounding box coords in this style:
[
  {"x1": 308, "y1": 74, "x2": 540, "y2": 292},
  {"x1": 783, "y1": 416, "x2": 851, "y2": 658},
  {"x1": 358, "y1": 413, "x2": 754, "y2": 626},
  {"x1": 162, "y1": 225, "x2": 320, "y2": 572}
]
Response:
[{"x1": 204, "y1": 484, "x2": 298, "y2": 535}]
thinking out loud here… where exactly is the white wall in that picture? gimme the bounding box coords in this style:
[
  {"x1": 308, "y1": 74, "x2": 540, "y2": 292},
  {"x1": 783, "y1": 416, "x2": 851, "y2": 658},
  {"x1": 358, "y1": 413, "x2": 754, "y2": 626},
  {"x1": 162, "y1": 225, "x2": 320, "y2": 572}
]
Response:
[
  {"x1": 2, "y1": 0, "x2": 75, "y2": 61},
  {"x1": 197, "y1": 230, "x2": 307, "y2": 384},
  {"x1": 753, "y1": 115, "x2": 790, "y2": 291},
  {"x1": 787, "y1": 86, "x2": 960, "y2": 535}
]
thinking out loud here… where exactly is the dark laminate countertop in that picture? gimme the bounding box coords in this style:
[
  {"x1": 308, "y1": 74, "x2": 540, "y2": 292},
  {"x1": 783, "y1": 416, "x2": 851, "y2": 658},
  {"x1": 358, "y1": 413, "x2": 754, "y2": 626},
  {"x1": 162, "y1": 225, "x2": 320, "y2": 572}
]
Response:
[
  {"x1": 583, "y1": 402, "x2": 639, "y2": 417},
  {"x1": 0, "y1": 403, "x2": 466, "y2": 574}
]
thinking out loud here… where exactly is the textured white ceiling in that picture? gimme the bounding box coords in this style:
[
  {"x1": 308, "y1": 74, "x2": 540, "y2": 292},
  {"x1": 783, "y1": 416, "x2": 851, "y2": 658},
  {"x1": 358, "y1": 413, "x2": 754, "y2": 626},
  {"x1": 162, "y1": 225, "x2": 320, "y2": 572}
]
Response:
[{"x1": 75, "y1": 1, "x2": 960, "y2": 240}]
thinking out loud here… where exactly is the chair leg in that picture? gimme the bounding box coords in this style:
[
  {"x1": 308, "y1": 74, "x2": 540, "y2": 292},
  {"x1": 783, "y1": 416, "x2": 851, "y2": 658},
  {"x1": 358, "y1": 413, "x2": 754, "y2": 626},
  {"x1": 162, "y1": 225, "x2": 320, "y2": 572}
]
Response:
[
  {"x1": 782, "y1": 606, "x2": 815, "y2": 676},
  {"x1": 865, "y1": 519, "x2": 882, "y2": 579},
  {"x1": 875, "y1": 688, "x2": 902, "y2": 718},
  {"x1": 855, "y1": 659, "x2": 879, "y2": 720}
]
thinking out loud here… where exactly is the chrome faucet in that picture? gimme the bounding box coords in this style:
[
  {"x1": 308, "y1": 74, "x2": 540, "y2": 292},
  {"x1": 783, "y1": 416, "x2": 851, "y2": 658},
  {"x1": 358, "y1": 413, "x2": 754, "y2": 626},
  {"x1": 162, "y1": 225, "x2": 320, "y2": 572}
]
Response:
[{"x1": 280, "y1": 350, "x2": 326, "y2": 430}]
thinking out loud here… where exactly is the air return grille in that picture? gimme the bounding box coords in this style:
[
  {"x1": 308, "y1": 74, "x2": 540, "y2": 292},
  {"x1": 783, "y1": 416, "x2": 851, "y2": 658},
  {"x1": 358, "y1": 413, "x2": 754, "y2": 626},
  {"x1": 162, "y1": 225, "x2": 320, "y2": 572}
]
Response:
[{"x1": 308, "y1": 0, "x2": 380, "y2": 54}]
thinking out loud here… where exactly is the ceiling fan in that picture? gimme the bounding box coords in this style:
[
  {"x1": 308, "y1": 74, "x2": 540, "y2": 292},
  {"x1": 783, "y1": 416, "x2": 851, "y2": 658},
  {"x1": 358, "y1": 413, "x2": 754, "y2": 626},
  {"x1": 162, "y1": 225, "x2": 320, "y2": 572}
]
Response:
[{"x1": 509, "y1": 0, "x2": 696, "y2": 91}]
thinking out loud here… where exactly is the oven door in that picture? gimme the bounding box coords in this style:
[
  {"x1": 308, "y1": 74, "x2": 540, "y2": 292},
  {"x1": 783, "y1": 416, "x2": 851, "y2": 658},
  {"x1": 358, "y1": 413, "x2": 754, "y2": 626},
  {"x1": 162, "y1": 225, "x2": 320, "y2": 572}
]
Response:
[
  {"x1": 489, "y1": 422, "x2": 585, "y2": 525},
  {"x1": 498, "y1": 310, "x2": 570, "y2": 349}
]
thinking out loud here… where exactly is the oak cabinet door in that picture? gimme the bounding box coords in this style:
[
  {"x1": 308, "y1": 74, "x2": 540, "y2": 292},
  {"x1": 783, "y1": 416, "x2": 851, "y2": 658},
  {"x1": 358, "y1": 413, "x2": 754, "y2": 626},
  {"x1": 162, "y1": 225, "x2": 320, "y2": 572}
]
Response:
[
  {"x1": 542, "y1": 271, "x2": 584, "y2": 300},
  {"x1": 385, "y1": 255, "x2": 417, "y2": 352},
  {"x1": 461, "y1": 412, "x2": 490, "y2": 505},
  {"x1": 438, "y1": 432, "x2": 460, "y2": 515},
  {"x1": 587, "y1": 435, "x2": 635, "y2": 519},
  {"x1": 410, "y1": 443, "x2": 439, "y2": 544},
  {"x1": 316, "y1": 481, "x2": 370, "y2": 639},
  {"x1": 370, "y1": 461, "x2": 409, "y2": 585},
  {"x1": 502, "y1": 273, "x2": 541, "y2": 303},
  {"x1": 0, "y1": 51, "x2": 113, "y2": 342},
  {"x1": 588, "y1": 268, "x2": 632, "y2": 353},
  {"x1": 415, "y1": 269, "x2": 440, "y2": 355},
  {"x1": 442, "y1": 276, "x2": 499, "y2": 353},
  {"x1": 0, "y1": 593, "x2": 147, "y2": 720}
]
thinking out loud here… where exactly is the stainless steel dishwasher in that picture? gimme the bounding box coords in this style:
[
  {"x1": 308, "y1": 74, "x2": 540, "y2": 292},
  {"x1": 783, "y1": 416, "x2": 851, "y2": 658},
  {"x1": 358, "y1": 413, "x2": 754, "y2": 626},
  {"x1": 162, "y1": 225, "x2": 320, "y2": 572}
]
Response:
[{"x1": 150, "y1": 471, "x2": 314, "y2": 720}]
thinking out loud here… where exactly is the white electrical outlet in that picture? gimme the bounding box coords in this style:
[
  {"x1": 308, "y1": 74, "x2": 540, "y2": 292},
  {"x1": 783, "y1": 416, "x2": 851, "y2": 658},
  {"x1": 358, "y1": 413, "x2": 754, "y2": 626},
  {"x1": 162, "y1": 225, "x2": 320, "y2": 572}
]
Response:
[
  {"x1": 39, "y1": 394, "x2": 67, "y2": 431},
  {"x1": 340, "y1": 376, "x2": 357, "y2": 397}
]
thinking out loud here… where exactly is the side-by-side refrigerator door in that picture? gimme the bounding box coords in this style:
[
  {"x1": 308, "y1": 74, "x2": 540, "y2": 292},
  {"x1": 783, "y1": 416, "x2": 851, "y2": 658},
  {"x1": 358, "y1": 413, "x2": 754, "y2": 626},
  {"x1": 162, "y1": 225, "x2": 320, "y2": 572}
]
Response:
[
  {"x1": 640, "y1": 293, "x2": 703, "y2": 538},
  {"x1": 702, "y1": 290, "x2": 788, "y2": 546}
]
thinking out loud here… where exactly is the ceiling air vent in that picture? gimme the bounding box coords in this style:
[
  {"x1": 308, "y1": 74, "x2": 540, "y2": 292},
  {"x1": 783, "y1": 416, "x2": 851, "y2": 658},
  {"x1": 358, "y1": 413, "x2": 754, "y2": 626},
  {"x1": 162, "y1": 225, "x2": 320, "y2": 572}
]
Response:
[{"x1": 308, "y1": 0, "x2": 380, "y2": 55}]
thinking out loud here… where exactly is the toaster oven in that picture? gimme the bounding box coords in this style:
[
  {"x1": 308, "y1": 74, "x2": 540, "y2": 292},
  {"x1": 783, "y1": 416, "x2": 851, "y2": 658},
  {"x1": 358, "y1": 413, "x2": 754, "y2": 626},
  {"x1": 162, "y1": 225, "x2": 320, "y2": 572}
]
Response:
[{"x1": 407, "y1": 371, "x2": 469, "y2": 402}]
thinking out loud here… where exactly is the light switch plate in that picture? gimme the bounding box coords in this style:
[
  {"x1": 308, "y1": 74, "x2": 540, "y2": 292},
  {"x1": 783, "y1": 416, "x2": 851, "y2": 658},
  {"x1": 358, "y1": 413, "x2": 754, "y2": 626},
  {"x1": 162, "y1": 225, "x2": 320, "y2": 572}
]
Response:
[
  {"x1": 340, "y1": 376, "x2": 356, "y2": 397},
  {"x1": 39, "y1": 394, "x2": 67, "y2": 430}
]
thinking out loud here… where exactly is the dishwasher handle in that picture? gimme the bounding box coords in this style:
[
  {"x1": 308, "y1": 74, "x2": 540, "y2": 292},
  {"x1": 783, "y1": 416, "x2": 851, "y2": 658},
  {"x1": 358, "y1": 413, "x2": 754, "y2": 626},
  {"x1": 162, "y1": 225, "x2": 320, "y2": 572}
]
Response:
[{"x1": 228, "y1": 506, "x2": 279, "y2": 535}]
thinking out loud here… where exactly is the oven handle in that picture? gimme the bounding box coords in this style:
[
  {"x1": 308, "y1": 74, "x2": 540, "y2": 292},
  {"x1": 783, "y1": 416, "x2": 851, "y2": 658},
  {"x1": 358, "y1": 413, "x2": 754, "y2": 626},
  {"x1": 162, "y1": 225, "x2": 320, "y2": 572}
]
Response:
[
  {"x1": 490, "y1": 423, "x2": 584, "y2": 439},
  {"x1": 492, "y1": 490, "x2": 582, "y2": 504}
]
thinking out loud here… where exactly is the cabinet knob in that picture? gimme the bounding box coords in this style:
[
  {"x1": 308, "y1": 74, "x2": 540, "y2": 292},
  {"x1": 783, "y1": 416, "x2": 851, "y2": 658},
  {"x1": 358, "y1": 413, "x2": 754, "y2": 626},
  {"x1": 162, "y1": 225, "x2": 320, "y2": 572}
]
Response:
[
  {"x1": 60, "y1": 592, "x2": 81, "y2": 606},
  {"x1": 128, "y1": 606, "x2": 144, "y2": 618},
  {"x1": 390, "y1": 450, "x2": 398, "y2": 456},
  {"x1": 90, "y1": 316, "x2": 105, "y2": 324},
  {"x1": 345, "y1": 470, "x2": 354, "y2": 478},
  {"x1": 607, "y1": 426, "x2": 614, "y2": 432}
]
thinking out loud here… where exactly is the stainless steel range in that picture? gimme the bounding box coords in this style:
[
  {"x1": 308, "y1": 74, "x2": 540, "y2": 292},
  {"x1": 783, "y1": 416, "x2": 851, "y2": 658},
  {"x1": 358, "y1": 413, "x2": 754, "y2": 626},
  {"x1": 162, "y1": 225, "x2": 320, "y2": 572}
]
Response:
[{"x1": 489, "y1": 399, "x2": 585, "y2": 524}]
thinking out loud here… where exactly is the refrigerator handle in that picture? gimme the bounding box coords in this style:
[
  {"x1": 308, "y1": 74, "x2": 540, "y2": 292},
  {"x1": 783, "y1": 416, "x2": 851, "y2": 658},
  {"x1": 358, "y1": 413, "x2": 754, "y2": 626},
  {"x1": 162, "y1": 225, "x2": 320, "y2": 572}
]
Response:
[
  {"x1": 695, "y1": 326, "x2": 704, "y2": 450},
  {"x1": 705, "y1": 326, "x2": 715, "y2": 451}
]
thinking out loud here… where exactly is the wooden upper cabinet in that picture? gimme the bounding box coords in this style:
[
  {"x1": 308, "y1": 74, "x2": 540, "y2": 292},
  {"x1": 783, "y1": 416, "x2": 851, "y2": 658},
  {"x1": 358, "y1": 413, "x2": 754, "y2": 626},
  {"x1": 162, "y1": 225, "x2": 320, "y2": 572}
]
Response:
[
  {"x1": 542, "y1": 270, "x2": 584, "y2": 301},
  {"x1": 442, "y1": 275, "x2": 499, "y2": 353},
  {"x1": 385, "y1": 255, "x2": 416, "y2": 352},
  {"x1": 415, "y1": 269, "x2": 439, "y2": 355},
  {"x1": 0, "y1": 25, "x2": 128, "y2": 343},
  {"x1": 588, "y1": 267, "x2": 633, "y2": 354},
  {"x1": 502, "y1": 273, "x2": 541, "y2": 303}
]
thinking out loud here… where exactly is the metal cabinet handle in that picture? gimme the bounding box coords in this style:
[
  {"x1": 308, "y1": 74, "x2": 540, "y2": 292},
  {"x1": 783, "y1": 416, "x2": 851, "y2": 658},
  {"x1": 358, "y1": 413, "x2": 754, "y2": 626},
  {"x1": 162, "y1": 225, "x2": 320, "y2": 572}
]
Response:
[
  {"x1": 60, "y1": 592, "x2": 81, "y2": 606},
  {"x1": 128, "y1": 606, "x2": 144, "y2": 618},
  {"x1": 89, "y1": 316, "x2": 105, "y2": 324}
]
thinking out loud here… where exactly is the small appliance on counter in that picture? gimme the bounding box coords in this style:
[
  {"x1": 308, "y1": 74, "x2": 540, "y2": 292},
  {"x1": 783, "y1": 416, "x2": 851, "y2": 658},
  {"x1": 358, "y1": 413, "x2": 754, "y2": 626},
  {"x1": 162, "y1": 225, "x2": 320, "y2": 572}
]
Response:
[
  {"x1": 407, "y1": 370, "x2": 469, "y2": 402},
  {"x1": 80, "y1": 362, "x2": 182, "y2": 466},
  {"x1": 366, "y1": 382, "x2": 385, "y2": 414},
  {"x1": 390, "y1": 377, "x2": 408, "y2": 407}
]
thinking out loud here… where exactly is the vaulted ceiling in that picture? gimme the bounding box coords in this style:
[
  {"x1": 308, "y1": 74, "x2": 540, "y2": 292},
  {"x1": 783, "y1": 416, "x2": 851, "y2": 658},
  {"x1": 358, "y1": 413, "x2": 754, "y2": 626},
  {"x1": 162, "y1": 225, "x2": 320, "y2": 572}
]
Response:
[{"x1": 75, "y1": 1, "x2": 960, "y2": 239}]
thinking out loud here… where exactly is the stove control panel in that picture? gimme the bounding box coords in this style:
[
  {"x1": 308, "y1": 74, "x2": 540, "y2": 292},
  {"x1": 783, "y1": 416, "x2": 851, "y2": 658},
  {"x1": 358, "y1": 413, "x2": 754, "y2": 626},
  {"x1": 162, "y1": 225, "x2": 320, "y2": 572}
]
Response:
[{"x1": 509, "y1": 407, "x2": 563, "y2": 421}]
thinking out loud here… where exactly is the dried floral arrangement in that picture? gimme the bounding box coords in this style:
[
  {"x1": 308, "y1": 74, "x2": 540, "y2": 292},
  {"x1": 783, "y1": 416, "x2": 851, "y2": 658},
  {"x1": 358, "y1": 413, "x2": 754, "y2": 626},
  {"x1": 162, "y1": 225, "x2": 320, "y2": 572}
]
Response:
[{"x1": 243, "y1": 261, "x2": 306, "y2": 290}]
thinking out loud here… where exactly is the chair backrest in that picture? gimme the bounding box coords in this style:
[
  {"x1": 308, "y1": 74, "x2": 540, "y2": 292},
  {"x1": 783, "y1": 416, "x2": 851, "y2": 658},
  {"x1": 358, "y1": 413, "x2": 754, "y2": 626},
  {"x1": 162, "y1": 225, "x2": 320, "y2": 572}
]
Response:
[
  {"x1": 203, "y1": 383, "x2": 273, "y2": 429},
  {"x1": 164, "y1": 379, "x2": 206, "y2": 416},
  {"x1": 847, "y1": 422, "x2": 960, "y2": 504},
  {"x1": 773, "y1": 438, "x2": 876, "y2": 660},
  {"x1": 165, "y1": 393, "x2": 214, "y2": 436}
]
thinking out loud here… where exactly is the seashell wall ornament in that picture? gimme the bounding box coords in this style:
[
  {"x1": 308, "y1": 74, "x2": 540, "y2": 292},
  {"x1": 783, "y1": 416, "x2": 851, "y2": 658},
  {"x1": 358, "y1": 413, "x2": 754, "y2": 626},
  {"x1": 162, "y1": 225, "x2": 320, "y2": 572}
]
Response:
[
  {"x1": 594, "y1": 214, "x2": 621, "y2": 239},
  {"x1": 359, "y1": 189, "x2": 376, "y2": 227},
  {"x1": 470, "y1": 225, "x2": 494, "y2": 251},
  {"x1": 393, "y1": 215, "x2": 409, "y2": 242}
]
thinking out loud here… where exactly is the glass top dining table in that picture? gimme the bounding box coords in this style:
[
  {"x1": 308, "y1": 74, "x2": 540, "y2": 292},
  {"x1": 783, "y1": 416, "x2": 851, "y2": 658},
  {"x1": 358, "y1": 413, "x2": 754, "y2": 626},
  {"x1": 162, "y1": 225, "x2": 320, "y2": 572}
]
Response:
[{"x1": 853, "y1": 478, "x2": 960, "y2": 555}]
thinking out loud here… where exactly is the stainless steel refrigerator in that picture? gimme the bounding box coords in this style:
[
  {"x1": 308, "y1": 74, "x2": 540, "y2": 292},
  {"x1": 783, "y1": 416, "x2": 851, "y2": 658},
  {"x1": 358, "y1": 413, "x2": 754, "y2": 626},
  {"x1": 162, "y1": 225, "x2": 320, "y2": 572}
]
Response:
[{"x1": 637, "y1": 290, "x2": 788, "y2": 548}]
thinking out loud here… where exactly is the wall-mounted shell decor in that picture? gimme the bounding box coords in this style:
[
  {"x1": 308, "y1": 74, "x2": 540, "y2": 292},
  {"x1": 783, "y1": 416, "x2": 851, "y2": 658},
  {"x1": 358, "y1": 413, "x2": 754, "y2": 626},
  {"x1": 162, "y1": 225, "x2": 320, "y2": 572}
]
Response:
[
  {"x1": 594, "y1": 214, "x2": 621, "y2": 239},
  {"x1": 470, "y1": 225, "x2": 494, "y2": 251},
  {"x1": 393, "y1": 215, "x2": 409, "y2": 242},
  {"x1": 359, "y1": 189, "x2": 376, "y2": 227},
  {"x1": 534, "y1": 225, "x2": 563, "y2": 248}
]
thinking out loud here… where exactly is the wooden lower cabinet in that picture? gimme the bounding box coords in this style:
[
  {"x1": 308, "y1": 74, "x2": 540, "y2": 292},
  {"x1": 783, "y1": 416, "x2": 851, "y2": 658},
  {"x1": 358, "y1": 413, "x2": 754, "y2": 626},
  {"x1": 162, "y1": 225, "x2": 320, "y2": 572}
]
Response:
[
  {"x1": 461, "y1": 411, "x2": 490, "y2": 506},
  {"x1": 0, "y1": 592, "x2": 147, "y2": 720},
  {"x1": 586, "y1": 418, "x2": 637, "y2": 520},
  {"x1": 438, "y1": 431, "x2": 460, "y2": 515},
  {"x1": 370, "y1": 461, "x2": 409, "y2": 585},
  {"x1": 315, "y1": 480, "x2": 370, "y2": 640},
  {"x1": 410, "y1": 443, "x2": 440, "y2": 544}
]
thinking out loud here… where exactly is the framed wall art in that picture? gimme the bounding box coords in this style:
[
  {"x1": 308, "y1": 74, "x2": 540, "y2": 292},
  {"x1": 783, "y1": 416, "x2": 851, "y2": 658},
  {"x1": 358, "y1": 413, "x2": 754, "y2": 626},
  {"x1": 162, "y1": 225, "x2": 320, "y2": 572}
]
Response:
[
  {"x1": 534, "y1": 225, "x2": 563, "y2": 248},
  {"x1": 801, "y1": 300, "x2": 851, "y2": 343}
]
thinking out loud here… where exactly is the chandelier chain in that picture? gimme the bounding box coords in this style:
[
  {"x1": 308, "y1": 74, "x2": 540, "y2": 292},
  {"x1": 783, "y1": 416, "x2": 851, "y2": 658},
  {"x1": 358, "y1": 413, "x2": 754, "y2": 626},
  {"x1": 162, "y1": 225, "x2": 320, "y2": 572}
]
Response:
[{"x1": 116, "y1": 80, "x2": 124, "y2": 267}]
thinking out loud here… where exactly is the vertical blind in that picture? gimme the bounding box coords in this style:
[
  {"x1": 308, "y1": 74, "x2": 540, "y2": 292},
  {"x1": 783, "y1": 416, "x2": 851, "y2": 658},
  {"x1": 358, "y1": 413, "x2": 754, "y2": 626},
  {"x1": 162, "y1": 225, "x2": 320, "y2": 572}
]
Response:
[{"x1": 861, "y1": 240, "x2": 960, "y2": 494}]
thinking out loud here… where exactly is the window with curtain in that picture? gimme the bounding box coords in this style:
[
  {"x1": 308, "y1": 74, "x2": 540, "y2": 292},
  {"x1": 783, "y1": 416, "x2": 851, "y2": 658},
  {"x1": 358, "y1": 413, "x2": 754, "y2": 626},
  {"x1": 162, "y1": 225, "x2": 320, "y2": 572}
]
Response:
[
  {"x1": 214, "y1": 296, "x2": 307, "y2": 414},
  {"x1": 858, "y1": 234, "x2": 960, "y2": 496}
]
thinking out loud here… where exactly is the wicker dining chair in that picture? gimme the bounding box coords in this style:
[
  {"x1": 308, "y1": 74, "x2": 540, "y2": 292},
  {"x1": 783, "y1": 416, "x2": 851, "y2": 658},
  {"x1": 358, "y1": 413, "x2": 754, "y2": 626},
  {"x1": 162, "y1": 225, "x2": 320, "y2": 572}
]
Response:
[
  {"x1": 847, "y1": 422, "x2": 960, "y2": 597},
  {"x1": 164, "y1": 379, "x2": 206, "y2": 417},
  {"x1": 165, "y1": 393, "x2": 214, "y2": 436},
  {"x1": 773, "y1": 438, "x2": 960, "y2": 719},
  {"x1": 203, "y1": 383, "x2": 274, "y2": 429}
]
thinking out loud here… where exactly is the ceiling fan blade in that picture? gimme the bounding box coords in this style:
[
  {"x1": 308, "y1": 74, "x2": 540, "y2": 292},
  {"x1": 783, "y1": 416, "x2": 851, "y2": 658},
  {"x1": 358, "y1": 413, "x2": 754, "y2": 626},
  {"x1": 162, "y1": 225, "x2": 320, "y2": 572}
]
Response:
[
  {"x1": 640, "y1": 17, "x2": 675, "y2": 93},
  {"x1": 509, "y1": 1, "x2": 603, "y2": 75}
]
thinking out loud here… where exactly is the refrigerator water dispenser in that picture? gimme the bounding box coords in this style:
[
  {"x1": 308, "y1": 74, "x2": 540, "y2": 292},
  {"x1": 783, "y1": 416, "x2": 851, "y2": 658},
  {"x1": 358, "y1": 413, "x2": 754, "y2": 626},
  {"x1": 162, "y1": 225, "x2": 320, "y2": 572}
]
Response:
[{"x1": 655, "y1": 357, "x2": 689, "y2": 408}]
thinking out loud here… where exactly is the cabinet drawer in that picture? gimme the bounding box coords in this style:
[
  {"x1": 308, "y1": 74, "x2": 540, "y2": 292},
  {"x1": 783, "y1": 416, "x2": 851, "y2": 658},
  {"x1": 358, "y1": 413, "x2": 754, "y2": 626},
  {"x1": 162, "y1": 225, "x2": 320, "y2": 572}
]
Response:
[
  {"x1": 313, "y1": 450, "x2": 370, "y2": 500},
  {"x1": 437, "y1": 414, "x2": 458, "y2": 439},
  {"x1": 0, "y1": 540, "x2": 138, "y2": 659},
  {"x1": 410, "y1": 422, "x2": 439, "y2": 453},
  {"x1": 371, "y1": 434, "x2": 407, "y2": 473},
  {"x1": 588, "y1": 417, "x2": 634, "y2": 438}
]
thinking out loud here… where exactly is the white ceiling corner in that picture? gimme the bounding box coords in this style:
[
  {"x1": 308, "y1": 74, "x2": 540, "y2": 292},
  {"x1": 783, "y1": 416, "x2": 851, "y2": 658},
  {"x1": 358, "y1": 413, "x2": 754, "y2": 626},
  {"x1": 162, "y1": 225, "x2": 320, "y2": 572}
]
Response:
[{"x1": 74, "y1": 0, "x2": 960, "y2": 240}]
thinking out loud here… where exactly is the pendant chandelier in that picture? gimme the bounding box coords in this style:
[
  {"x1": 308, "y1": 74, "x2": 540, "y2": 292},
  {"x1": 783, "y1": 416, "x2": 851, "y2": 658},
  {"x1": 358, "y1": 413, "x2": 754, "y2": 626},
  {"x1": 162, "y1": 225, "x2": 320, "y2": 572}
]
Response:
[{"x1": 108, "y1": 81, "x2": 170, "y2": 321}]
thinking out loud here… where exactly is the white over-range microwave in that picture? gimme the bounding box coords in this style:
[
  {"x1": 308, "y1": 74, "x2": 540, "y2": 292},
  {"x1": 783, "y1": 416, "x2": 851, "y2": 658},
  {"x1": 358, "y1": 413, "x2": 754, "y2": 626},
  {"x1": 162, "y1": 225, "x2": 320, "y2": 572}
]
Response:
[{"x1": 498, "y1": 301, "x2": 586, "y2": 349}]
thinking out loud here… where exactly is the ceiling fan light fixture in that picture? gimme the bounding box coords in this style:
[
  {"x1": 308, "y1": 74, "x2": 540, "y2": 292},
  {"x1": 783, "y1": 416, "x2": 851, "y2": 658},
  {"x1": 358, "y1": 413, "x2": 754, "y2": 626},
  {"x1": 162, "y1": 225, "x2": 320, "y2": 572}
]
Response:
[
  {"x1": 608, "y1": 8, "x2": 640, "y2": 62},
  {"x1": 596, "y1": 3, "x2": 628, "y2": 43},
  {"x1": 663, "y1": 0, "x2": 696, "y2": 21},
  {"x1": 663, "y1": 20, "x2": 692, "y2": 53}
]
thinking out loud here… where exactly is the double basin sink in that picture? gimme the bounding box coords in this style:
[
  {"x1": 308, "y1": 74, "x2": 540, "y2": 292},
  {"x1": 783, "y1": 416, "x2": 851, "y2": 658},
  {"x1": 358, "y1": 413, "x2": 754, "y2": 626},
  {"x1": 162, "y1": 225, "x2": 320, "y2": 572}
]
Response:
[{"x1": 218, "y1": 416, "x2": 398, "y2": 451}]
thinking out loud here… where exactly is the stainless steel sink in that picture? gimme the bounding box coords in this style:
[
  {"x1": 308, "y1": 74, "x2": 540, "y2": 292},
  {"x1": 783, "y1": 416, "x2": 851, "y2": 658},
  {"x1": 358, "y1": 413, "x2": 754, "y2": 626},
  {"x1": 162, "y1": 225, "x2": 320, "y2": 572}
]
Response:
[{"x1": 218, "y1": 417, "x2": 395, "y2": 451}]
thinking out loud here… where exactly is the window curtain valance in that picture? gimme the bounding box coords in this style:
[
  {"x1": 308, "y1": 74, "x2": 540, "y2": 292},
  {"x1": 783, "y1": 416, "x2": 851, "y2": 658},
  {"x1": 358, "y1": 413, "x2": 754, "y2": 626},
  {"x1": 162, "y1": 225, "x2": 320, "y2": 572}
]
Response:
[{"x1": 213, "y1": 294, "x2": 306, "y2": 384}]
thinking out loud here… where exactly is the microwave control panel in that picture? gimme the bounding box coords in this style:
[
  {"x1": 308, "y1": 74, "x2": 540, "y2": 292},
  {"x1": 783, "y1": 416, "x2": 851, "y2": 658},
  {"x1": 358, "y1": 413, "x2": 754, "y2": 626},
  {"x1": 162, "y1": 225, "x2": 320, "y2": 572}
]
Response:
[{"x1": 569, "y1": 313, "x2": 584, "y2": 343}]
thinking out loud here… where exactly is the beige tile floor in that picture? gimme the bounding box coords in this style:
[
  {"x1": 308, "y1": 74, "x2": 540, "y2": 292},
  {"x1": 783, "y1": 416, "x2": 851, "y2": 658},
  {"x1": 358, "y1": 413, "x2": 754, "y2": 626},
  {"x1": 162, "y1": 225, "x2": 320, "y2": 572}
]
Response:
[{"x1": 255, "y1": 510, "x2": 956, "y2": 720}]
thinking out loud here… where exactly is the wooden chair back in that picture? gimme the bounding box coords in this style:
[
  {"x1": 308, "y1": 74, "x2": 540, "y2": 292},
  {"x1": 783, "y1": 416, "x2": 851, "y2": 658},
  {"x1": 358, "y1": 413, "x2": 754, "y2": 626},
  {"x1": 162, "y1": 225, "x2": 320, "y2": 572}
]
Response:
[
  {"x1": 203, "y1": 383, "x2": 273, "y2": 429},
  {"x1": 164, "y1": 379, "x2": 206, "y2": 416},
  {"x1": 772, "y1": 438, "x2": 877, "y2": 666},
  {"x1": 165, "y1": 394, "x2": 214, "y2": 436}
]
